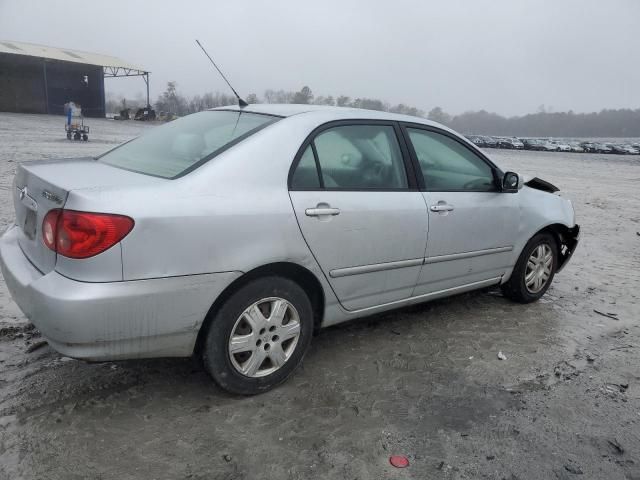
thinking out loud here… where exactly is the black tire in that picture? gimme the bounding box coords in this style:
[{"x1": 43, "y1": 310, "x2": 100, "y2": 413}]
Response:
[
  {"x1": 501, "y1": 232, "x2": 558, "y2": 303},
  {"x1": 201, "y1": 276, "x2": 314, "y2": 395}
]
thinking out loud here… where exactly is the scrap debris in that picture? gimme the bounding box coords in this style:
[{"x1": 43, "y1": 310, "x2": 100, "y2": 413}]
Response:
[
  {"x1": 389, "y1": 455, "x2": 409, "y2": 468},
  {"x1": 593, "y1": 309, "x2": 619, "y2": 321},
  {"x1": 564, "y1": 464, "x2": 584, "y2": 475},
  {"x1": 25, "y1": 340, "x2": 47, "y2": 353},
  {"x1": 608, "y1": 439, "x2": 624, "y2": 455}
]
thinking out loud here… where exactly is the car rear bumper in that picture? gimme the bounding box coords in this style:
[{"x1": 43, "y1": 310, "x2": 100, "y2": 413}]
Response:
[{"x1": 0, "y1": 226, "x2": 241, "y2": 361}]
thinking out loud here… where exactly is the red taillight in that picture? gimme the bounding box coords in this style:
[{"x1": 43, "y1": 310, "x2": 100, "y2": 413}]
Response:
[
  {"x1": 42, "y1": 209, "x2": 134, "y2": 259},
  {"x1": 42, "y1": 209, "x2": 60, "y2": 251}
]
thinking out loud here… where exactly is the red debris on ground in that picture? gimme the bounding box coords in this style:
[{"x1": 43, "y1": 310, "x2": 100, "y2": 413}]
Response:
[{"x1": 389, "y1": 455, "x2": 409, "y2": 468}]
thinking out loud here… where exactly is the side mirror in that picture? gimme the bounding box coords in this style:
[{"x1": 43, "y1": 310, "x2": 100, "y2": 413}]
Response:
[{"x1": 502, "y1": 171, "x2": 519, "y2": 193}]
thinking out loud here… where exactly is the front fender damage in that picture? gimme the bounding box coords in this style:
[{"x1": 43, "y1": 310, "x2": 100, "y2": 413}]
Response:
[
  {"x1": 525, "y1": 177, "x2": 559, "y2": 193},
  {"x1": 556, "y1": 224, "x2": 580, "y2": 272}
]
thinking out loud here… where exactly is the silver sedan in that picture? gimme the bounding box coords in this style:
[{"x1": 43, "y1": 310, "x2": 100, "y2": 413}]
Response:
[{"x1": 0, "y1": 105, "x2": 579, "y2": 394}]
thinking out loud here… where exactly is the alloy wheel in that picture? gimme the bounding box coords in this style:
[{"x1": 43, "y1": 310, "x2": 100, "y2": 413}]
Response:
[
  {"x1": 525, "y1": 244, "x2": 553, "y2": 294},
  {"x1": 228, "y1": 297, "x2": 301, "y2": 378}
]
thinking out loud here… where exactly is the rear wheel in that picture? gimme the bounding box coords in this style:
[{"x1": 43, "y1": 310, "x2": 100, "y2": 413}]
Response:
[
  {"x1": 501, "y1": 233, "x2": 557, "y2": 303},
  {"x1": 201, "y1": 276, "x2": 314, "y2": 395}
]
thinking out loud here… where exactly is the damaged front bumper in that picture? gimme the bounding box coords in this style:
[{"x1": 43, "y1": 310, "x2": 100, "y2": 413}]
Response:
[{"x1": 557, "y1": 224, "x2": 580, "y2": 272}]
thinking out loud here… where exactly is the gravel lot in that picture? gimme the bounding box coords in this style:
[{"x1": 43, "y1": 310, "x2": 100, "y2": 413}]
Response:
[{"x1": 0, "y1": 112, "x2": 638, "y2": 480}]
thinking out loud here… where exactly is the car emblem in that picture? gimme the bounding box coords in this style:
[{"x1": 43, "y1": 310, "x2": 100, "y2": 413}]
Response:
[
  {"x1": 42, "y1": 190, "x2": 62, "y2": 204},
  {"x1": 16, "y1": 185, "x2": 39, "y2": 211}
]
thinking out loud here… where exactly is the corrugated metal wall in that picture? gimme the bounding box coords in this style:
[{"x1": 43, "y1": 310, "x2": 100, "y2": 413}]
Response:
[
  {"x1": 0, "y1": 54, "x2": 46, "y2": 113},
  {"x1": 0, "y1": 53, "x2": 105, "y2": 117}
]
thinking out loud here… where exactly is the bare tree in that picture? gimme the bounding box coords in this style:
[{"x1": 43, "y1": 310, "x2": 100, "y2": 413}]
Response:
[
  {"x1": 427, "y1": 106, "x2": 452, "y2": 125},
  {"x1": 313, "y1": 95, "x2": 335, "y2": 106},
  {"x1": 390, "y1": 104, "x2": 425, "y2": 117},
  {"x1": 292, "y1": 86, "x2": 313, "y2": 104},
  {"x1": 336, "y1": 95, "x2": 351, "y2": 107},
  {"x1": 148, "y1": 83, "x2": 640, "y2": 136},
  {"x1": 155, "y1": 81, "x2": 188, "y2": 115},
  {"x1": 350, "y1": 98, "x2": 388, "y2": 111},
  {"x1": 264, "y1": 89, "x2": 294, "y2": 104}
]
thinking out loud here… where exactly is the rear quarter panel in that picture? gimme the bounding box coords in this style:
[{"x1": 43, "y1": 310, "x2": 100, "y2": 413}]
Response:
[{"x1": 63, "y1": 114, "x2": 342, "y2": 315}]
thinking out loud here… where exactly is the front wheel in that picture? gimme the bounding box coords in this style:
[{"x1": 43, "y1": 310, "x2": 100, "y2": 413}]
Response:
[
  {"x1": 201, "y1": 276, "x2": 314, "y2": 395},
  {"x1": 501, "y1": 233, "x2": 558, "y2": 303}
]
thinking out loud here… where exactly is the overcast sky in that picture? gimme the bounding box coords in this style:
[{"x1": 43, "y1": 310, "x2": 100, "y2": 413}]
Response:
[{"x1": 1, "y1": 0, "x2": 638, "y2": 116}]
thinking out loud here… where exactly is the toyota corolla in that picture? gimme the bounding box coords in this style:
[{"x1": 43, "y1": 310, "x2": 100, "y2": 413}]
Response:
[{"x1": 0, "y1": 105, "x2": 579, "y2": 394}]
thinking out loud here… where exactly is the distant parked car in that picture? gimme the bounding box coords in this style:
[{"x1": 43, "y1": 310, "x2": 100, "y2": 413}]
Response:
[
  {"x1": 523, "y1": 139, "x2": 542, "y2": 151},
  {"x1": 624, "y1": 145, "x2": 640, "y2": 155},
  {"x1": 511, "y1": 138, "x2": 525, "y2": 149},
  {"x1": 569, "y1": 143, "x2": 584, "y2": 153},
  {"x1": 619, "y1": 145, "x2": 639, "y2": 155},
  {"x1": 610, "y1": 144, "x2": 629, "y2": 154},
  {"x1": 580, "y1": 142, "x2": 597, "y2": 153},
  {"x1": 594, "y1": 143, "x2": 612, "y2": 153},
  {"x1": 540, "y1": 141, "x2": 559, "y2": 152},
  {"x1": 496, "y1": 138, "x2": 510, "y2": 149},
  {"x1": 554, "y1": 142, "x2": 572, "y2": 152},
  {"x1": 465, "y1": 135, "x2": 486, "y2": 148},
  {"x1": 482, "y1": 136, "x2": 498, "y2": 148},
  {"x1": 497, "y1": 138, "x2": 523, "y2": 149}
]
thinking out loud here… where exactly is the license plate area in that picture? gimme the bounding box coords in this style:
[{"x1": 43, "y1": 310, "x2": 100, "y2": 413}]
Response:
[{"x1": 23, "y1": 209, "x2": 37, "y2": 240}]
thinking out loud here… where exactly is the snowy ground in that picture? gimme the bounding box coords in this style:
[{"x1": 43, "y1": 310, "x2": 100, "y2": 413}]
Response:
[{"x1": 0, "y1": 113, "x2": 639, "y2": 479}]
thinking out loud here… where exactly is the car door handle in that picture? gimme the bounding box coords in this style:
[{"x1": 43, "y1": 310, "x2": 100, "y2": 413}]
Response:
[
  {"x1": 305, "y1": 207, "x2": 341, "y2": 217},
  {"x1": 430, "y1": 203, "x2": 454, "y2": 212}
]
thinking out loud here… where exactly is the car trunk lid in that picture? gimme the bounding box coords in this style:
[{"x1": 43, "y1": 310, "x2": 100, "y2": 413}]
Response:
[
  {"x1": 13, "y1": 158, "x2": 163, "y2": 274},
  {"x1": 14, "y1": 163, "x2": 68, "y2": 273}
]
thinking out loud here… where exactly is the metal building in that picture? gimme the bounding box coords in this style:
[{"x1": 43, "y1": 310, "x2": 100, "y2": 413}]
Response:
[{"x1": 0, "y1": 40, "x2": 149, "y2": 118}]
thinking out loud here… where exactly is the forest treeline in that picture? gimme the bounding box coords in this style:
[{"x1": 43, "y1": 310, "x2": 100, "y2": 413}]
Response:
[{"x1": 107, "y1": 83, "x2": 640, "y2": 137}]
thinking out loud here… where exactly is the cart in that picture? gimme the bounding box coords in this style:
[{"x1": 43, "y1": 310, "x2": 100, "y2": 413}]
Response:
[{"x1": 64, "y1": 102, "x2": 89, "y2": 141}]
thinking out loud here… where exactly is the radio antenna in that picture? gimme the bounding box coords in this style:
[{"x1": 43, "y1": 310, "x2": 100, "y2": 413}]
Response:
[{"x1": 196, "y1": 39, "x2": 248, "y2": 108}]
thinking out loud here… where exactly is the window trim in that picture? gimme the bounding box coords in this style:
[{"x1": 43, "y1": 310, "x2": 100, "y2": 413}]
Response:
[
  {"x1": 399, "y1": 122, "x2": 504, "y2": 193},
  {"x1": 288, "y1": 119, "x2": 419, "y2": 192}
]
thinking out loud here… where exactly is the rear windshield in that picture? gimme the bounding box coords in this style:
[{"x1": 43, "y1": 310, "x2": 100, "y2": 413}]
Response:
[{"x1": 98, "y1": 110, "x2": 279, "y2": 178}]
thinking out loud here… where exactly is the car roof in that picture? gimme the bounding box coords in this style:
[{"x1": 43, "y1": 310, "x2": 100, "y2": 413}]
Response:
[{"x1": 209, "y1": 103, "x2": 444, "y2": 127}]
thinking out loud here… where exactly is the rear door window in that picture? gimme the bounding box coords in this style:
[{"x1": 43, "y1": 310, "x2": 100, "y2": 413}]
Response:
[
  {"x1": 290, "y1": 124, "x2": 408, "y2": 190},
  {"x1": 99, "y1": 111, "x2": 278, "y2": 179},
  {"x1": 290, "y1": 145, "x2": 320, "y2": 189}
]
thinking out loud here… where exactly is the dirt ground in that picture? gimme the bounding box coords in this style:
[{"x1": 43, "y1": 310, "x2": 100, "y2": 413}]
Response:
[{"x1": 0, "y1": 112, "x2": 638, "y2": 480}]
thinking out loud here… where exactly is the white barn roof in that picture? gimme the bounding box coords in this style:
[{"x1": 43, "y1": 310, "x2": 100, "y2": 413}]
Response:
[{"x1": 0, "y1": 40, "x2": 148, "y2": 73}]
